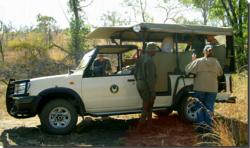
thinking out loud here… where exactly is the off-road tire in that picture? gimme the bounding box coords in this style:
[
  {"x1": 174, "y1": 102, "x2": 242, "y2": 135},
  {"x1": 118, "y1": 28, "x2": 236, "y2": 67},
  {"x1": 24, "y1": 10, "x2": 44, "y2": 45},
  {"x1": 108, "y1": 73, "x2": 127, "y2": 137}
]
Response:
[
  {"x1": 179, "y1": 95, "x2": 198, "y2": 123},
  {"x1": 39, "y1": 99, "x2": 78, "y2": 135}
]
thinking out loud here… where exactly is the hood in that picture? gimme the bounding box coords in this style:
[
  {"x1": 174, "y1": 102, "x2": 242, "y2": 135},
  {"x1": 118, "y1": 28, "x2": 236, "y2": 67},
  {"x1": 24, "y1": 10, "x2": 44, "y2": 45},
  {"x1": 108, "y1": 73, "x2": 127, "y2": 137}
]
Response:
[
  {"x1": 30, "y1": 69, "x2": 83, "y2": 83},
  {"x1": 30, "y1": 74, "x2": 69, "y2": 82},
  {"x1": 28, "y1": 70, "x2": 83, "y2": 96}
]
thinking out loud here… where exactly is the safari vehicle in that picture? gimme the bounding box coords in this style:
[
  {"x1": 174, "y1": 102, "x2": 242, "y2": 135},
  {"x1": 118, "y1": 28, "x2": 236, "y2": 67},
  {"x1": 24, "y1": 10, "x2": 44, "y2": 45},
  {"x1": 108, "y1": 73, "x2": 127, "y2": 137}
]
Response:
[{"x1": 6, "y1": 23, "x2": 236, "y2": 134}]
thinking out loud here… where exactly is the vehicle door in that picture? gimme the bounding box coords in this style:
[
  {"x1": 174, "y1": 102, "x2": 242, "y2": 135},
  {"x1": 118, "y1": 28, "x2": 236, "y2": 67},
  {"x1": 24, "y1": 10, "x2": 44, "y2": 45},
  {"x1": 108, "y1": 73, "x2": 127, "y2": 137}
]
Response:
[{"x1": 82, "y1": 52, "x2": 141, "y2": 113}]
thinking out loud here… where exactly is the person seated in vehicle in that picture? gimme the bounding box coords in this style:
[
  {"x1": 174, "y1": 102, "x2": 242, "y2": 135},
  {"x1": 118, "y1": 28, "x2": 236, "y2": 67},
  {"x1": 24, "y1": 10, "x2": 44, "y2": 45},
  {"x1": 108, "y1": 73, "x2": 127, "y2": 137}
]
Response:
[
  {"x1": 161, "y1": 36, "x2": 173, "y2": 53},
  {"x1": 185, "y1": 40, "x2": 192, "y2": 52},
  {"x1": 206, "y1": 35, "x2": 219, "y2": 45},
  {"x1": 93, "y1": 54, "x2": 112, "y2": 76}
]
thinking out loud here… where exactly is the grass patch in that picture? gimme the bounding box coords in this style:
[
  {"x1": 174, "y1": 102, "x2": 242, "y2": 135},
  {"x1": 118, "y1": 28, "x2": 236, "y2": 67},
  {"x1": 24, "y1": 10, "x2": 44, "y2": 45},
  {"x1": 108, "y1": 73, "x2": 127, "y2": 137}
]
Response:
[{"x1": 0, "y1": 84, "x2": 7, "y2": 118}]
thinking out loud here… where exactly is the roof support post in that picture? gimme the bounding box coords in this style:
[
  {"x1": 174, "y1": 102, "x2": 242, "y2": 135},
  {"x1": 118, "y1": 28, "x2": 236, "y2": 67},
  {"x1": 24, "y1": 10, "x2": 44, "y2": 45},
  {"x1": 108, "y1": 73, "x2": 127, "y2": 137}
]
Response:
[{"x1": 175, "y1": 33, "x2": 181, "y2": 74}]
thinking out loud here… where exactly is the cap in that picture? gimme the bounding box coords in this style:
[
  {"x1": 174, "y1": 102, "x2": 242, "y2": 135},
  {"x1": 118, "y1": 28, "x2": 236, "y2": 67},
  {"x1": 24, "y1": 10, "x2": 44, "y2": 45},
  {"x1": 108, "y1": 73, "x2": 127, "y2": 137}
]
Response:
[
  {"x1": 203, "y1": 45, "x2": 213, "y2": 52},
  {"x1": 145, "y1": 42, "x2": 158, "y2": 52}
]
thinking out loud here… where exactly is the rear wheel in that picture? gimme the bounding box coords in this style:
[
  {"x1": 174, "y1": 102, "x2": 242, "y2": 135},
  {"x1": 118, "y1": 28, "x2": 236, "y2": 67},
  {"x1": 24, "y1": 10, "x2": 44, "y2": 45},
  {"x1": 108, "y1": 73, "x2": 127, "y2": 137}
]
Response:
[
  {"x1": 179, "y1": 95, "x2": 198, "y2": 122},
  {"x1": 39, "y1": 99, "x2": 78, "y2": 135}
]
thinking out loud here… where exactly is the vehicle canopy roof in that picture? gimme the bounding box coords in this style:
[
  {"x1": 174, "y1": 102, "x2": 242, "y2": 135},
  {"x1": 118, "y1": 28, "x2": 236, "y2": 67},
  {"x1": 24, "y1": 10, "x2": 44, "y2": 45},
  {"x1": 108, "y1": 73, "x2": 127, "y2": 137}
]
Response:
[{"x1": 87, "y1": 23, "x2": 233, "y2": 42}]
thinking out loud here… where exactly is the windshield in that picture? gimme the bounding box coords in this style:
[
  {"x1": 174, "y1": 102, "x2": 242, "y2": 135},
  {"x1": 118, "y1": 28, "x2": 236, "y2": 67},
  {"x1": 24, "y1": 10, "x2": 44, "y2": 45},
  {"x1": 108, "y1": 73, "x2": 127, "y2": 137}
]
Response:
[{"x1": 76, "y1": 49, "x2": 95, "y2": 70}]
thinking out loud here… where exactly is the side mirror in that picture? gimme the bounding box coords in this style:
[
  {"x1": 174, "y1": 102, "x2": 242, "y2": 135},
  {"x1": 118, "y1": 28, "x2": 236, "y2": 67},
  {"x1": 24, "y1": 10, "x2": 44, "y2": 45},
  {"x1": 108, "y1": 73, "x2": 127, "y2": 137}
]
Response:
[{"x1": 68, "y1": 67, "x2": 74, "y2": 75}]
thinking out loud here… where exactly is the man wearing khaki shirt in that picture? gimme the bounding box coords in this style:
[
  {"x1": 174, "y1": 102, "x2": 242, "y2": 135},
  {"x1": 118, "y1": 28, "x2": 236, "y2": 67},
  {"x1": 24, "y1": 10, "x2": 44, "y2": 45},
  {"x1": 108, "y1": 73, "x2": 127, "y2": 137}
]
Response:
[{"x1": 185, "y1": 45, "x2": 223, "y2": 113}]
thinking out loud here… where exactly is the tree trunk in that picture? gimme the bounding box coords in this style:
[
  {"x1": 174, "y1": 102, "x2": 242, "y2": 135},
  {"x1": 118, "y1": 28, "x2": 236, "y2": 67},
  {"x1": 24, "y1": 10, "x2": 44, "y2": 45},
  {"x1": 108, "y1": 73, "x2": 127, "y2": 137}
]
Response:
[
  {"x1": 0, "y1": 40, "x2": 4, "y2": 62},
  {"x1": 139, "y1": 0, "x2": 146, "y2": 22}
]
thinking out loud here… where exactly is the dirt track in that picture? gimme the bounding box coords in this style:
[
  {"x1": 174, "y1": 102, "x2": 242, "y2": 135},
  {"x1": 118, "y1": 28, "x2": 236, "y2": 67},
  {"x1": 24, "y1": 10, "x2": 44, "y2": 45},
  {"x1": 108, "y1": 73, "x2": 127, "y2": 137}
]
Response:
[{"x1": 0, "y1": 112, "x2": 198, "y2": 147}]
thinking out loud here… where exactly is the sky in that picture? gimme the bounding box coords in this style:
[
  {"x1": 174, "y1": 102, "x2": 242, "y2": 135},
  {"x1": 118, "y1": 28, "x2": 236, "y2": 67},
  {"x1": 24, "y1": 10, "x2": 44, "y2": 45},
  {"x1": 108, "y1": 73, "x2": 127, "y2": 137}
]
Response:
[{"x1": 0, "y1": 0, "x2": 203, "y2": 29}]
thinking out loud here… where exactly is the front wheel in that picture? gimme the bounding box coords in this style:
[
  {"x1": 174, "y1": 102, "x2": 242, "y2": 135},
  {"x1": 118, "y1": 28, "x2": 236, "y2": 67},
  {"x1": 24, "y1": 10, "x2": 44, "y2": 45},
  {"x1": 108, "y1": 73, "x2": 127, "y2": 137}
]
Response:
[
  {"x1": 179, "y1": 95, "x2": 198, "y2": 123},
  {"x1": 39, "y1": 99, "x2": 78, "y2": 135}
]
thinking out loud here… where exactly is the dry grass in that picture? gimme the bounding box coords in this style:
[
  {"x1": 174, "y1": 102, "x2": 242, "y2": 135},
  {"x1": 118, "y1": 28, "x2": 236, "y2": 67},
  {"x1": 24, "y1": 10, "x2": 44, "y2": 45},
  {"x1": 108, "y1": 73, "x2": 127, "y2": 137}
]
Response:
[
  {"x1": 0, "y1": 84, "x2": 7, "y2": 118},
  {"x1": 215, "y1": 74, "x2": 248, "y2": 123},
  {"x1": 48, "y1": 48, "x2": 67, "y2": 61},
  {"x1": 214, "y1": 74, "x2": 248, "y2": 146}
]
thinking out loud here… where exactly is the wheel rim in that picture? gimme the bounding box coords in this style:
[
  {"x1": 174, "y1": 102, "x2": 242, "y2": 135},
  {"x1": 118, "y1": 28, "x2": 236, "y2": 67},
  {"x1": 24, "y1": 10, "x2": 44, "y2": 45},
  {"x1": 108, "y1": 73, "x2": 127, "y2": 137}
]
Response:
[
  {"x1": 49, "y1": 107, "x2": 71, "y2": 128},
  {"x1": 186, "y1": 98, "x2": 198, "y2": 121}
]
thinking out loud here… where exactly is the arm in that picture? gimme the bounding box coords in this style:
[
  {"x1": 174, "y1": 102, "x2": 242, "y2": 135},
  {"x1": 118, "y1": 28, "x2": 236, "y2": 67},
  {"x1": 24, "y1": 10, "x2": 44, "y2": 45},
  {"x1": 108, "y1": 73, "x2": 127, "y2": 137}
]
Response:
[
  {"x1": 185, "y1": 59, "x2": 199, "y2": 75},
  {"x1": 145, "y1": 60, "x2": 156, "y2": 93}
]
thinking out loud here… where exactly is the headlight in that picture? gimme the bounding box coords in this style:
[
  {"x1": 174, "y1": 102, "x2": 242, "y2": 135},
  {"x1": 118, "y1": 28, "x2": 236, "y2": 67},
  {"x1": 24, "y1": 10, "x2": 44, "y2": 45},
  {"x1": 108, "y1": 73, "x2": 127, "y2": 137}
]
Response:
[{"x1": 14, "y1": 81, "x2": 30, "y2": 95}]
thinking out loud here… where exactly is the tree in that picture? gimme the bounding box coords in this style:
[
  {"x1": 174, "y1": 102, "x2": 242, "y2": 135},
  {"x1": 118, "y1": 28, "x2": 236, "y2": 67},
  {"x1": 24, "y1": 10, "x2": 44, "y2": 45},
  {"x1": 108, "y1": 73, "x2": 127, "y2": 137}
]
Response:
[
  {"x1": 174, "y1": 16, "x2": 201, "y2": 25},
  {"x1": 0, "y1": 21, "x2": 12, "y2": 63},
  {"x1": 36, "y1": 14, "x2": 57, "y2": 46},
  {"x1": 101, "y1": 11, "x2": 131, "y2": 27},
  {"x1": 123, "y1": 0, "x2": 153, "y2": 23},
  {"x1": 0, "y1": 21, "x2": 5, "y2": 63},
  {"x1": 179, "y1": 0, "x2": 214, "y2": 25},
  {"x1": 220, "y1": 0, "x2": 248, "y2": 68},
  {"x1": 68, "y1": 0, "x2": 90, "y2": 65},
  {"x1": 157, "y1": 0, "x2": 185, "y2": 23},
  {"x1": 209, "y1": 1, "x2": 230, "y2": 27}
]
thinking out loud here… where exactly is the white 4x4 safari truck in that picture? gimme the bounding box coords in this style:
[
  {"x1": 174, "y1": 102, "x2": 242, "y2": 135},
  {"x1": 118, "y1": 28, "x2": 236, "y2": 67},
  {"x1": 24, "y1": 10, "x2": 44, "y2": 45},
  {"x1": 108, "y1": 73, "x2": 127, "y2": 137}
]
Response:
[{"x1": 6, "y1": 23, "x2": 236, "y2": 134}]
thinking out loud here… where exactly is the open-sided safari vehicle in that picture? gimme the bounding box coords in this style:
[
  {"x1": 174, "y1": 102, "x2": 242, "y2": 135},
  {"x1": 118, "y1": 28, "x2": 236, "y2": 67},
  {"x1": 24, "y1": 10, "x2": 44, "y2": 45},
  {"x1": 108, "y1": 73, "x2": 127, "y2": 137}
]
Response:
[{"x1": 6, "y1": 23, "x2": 236, "y2": 134}]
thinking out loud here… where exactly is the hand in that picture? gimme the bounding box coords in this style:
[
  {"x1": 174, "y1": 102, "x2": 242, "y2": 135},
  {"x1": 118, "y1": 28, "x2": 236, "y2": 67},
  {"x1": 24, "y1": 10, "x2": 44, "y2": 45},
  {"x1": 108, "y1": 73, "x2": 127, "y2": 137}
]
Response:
[{"x1": 192, "y1": 53, "x2": 196, "y2": 61}]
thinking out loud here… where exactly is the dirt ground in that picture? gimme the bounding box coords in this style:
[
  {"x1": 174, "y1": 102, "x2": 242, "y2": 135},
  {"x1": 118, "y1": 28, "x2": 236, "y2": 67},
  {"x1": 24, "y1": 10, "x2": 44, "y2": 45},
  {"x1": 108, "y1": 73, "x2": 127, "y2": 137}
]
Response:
[{"x1": 0, "y1": 111, "x2": 198, "y2": 147}]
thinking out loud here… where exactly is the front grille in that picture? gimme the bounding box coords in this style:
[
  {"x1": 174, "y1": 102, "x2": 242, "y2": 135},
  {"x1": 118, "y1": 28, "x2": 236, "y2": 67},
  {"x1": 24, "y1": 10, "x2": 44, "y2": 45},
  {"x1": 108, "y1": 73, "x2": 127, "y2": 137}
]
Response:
[{"x1": 6, "y1": 79, "x2": 16, "y2": 114}]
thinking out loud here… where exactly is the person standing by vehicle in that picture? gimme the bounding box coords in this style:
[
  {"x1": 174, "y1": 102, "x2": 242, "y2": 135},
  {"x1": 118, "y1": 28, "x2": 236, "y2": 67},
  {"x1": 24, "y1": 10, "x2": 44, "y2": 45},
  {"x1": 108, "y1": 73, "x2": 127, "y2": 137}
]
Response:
[
  {"x1": 185, "y1": 45, "x2": 223, "y2": 114},
  {"x1": 134, "y1": 42, "x2": 158, "y2": 130}
]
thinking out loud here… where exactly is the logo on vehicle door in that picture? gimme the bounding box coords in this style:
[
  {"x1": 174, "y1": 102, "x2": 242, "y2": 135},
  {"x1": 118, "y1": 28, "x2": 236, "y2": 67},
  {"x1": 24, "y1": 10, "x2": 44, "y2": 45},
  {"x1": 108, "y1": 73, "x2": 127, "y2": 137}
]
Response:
[{"x1": 110, "y1": 84, "x2": 119, "y2": 94}]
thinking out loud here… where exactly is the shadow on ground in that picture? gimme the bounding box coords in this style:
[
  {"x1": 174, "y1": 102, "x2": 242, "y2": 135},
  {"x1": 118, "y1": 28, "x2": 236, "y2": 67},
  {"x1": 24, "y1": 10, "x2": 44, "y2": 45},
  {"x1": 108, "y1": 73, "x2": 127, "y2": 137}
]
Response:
[{"x1": 0, "y1": 117, "x2": 137, "y2": 147}]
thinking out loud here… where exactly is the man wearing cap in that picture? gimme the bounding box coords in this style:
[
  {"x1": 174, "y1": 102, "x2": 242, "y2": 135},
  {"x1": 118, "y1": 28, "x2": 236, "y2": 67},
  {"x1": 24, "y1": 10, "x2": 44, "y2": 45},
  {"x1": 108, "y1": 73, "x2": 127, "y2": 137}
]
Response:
[
  {"x1": 134, "y1": 42, "x2": 158, "y2": 130},
  {"x1": 185, "y1": 44, "x2": 223, "y2": 114}
]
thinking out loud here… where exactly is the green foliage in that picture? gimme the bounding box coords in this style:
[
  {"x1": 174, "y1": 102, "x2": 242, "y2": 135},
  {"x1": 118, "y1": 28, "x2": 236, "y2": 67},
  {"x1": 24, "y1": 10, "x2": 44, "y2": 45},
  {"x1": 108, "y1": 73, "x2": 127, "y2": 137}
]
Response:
[
  {"x1": 36, "y1": 14, "x2": 56, "y2": 33},
  {"x1": 208, "y1": 0, "x2": 229, "y2": 26},
  {"x1": 68, "y1": 0, "x2": 90, "y2": 65},
  {"x1": 220, "y1": 0, "x2": 248, "y2": 69},
  {"x1": 174, "y1": 16, "x2": 201, "y2": 25},
  {"x1": 7, "y1": 32, "x2": 50, "y2": 59},
  {"x1": 179, "y1": 0, "x2": 214, "y2": 25},
  {"x1": 35, "y1": 14, "x2": 57, "y2": 46}
]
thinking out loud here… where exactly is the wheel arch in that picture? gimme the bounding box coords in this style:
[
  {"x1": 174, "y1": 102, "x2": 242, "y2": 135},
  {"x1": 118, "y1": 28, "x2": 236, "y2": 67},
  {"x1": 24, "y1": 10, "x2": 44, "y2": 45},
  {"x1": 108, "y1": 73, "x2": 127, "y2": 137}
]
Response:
[{"x1": 36, "y1": 87, "x2": 85, "y2": 115}]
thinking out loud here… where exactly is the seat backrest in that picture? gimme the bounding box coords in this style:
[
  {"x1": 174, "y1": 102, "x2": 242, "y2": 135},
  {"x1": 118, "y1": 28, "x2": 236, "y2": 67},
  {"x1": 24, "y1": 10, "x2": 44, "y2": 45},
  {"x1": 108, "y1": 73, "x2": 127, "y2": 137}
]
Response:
[
  {"x1": 178, "y1": 52, "x2": 192, "y2": 72},
  {"x1": 153, "y1": 52, "x2": 177, "y2": 92},
  {"x1": 213, "y1": 44, "x2": 226, "y2": 69}
]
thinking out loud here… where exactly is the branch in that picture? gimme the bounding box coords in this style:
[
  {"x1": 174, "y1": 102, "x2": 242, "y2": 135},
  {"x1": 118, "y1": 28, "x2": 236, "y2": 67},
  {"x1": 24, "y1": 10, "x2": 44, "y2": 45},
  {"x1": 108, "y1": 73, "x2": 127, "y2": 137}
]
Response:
[
  {"x1": 81, "y1": 0, "x2": 94, "y2": 8},
  {"x1": 157, "y1": 4, "x2": 182, "y2": 23},
  {"x1": 228, "y1": 0, "x2": 238, "y2": 26},
  {"x1": 51, "y1": 42, "x2": 70, "y2": 54},
  {"x1": 221, "y1": 0, "x2": 234, "y2": 26}
]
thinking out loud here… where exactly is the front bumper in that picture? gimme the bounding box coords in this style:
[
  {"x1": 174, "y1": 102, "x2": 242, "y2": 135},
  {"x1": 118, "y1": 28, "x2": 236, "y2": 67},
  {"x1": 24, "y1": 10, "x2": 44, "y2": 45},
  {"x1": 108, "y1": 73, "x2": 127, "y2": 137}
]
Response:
[{"x1": 6, "y1": 79, "x2": 38, "y2": 118}]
